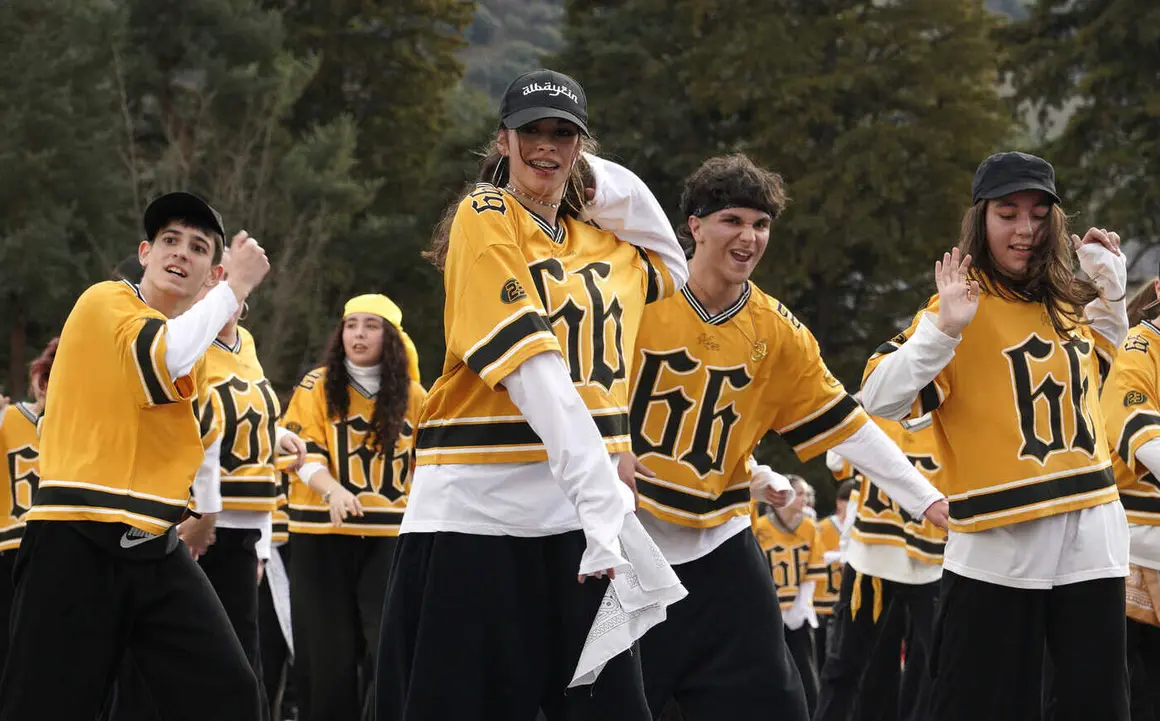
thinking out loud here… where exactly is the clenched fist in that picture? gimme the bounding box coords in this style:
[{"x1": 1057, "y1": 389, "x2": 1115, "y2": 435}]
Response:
[{"x1": 223, "y1": 230, "x2": 270, "y2": 303}]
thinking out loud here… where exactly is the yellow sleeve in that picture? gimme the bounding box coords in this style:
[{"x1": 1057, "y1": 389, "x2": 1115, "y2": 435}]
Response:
[
  {"x1": 445, "y1": 187, "x2": 562, "y2": 389},
  {"x1": 765, "y1": 305, "x2": 868, "y2": 460},
  {"x1": 635, "y1": 247, "x2": 676, "y2": 304},
  {"x1": 1104, "y1": 329, "x2": 1160, "y2": 478},
  {"x1": 401, "y1": 382, "x2": 427, "y2": 495},
  {"x1": 863, "y1": 294, "x2": 952, "y2": 419},
  {"x1": 79, "y1": 283, "x2": 196, "y2": 407},
  {"x1": 805, "y1": 524, "x2": 827, "y2": 583},
  {"x1": 281, "y1": 369, "x2": 331, "y2": 471}
]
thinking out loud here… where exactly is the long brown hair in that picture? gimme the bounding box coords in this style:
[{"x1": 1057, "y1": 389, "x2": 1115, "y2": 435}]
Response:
[
  {"x1": 957, "y1": 201, "x2": 1100, "y2": 338},
  {"x1": 29, "y1": 337, "x2": 60, "y2": 396},
  {"x1": 423, "y1": 133, "x2": 599, "y2": 271},
  {"x1": 1127, "y1": 280, "x2": 1160, "y2": 328},
  {"x1": 322, "y1": 319, "x2": 411, "y2": 456}
]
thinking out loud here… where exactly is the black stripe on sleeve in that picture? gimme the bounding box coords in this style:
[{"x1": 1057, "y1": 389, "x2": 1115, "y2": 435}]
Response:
[
  {"x1": 636, "y1": 247, "x2": 661, "y2": 304},
  {"x1": 33, "y1": 485, "x2": 188, "y2": 525},
  {"x1": 636, "y1": 478, "x2": 752, "y2": 518},
  {"x1": 464, "y1": 309, "x2": 554, "y2": 378},
  {"x1": 948, "y1": 467, "x2": 1115, "y2": 524},
  {"x1": 917, "y1": 382, "x2": 942, "y2": 415},
  {"x1": 873, "y1": 341, "x2": 900, "y2": 356},
  {"x1": 780, "y1": 394, "x2": 861, "y2": 449},
  {"x1": 135, "y1": 318, "x2": 176, "y2": 406},
  {"x1": 1118, "y1": 412, "x2": 1160, "y2": 464}
]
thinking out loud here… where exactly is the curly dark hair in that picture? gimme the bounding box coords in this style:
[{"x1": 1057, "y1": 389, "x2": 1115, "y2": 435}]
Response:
[
  {"x1": 957, "y1": 202, "x2": 1100, "y2": 339},
  {"x1": 322, "y1": 317, "x2": 411, "y2": 456},
  {"x1": 424, "y1": 134, "x2": 599, "y2": 272},
  {"x1": 678, "y1": 154, "x2": 789, "y2": 258},
  {"x1": 29, "y1": 337, "x2": 60, "y2": 394}
]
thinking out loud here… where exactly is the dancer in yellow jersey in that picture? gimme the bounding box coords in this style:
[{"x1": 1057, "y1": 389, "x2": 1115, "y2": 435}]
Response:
[
  {"x1": 816, "y1": 414, "x2": 946, "y2": 721},
  {"x1": 862, "y1": 152, "x2": 1129, "y2": 721},
  {"x1": 0, "y1": 338, "x2": 56, "y2": 672},
  {"x1": 378, "y1": 69, "x2": 688, "y2": 721},
  {"x1": 1101, "y1": 274, "x2": 1160, "y2": 721},
  {"x1": 0, "y1": 192, "x2": 270, "y2": 720},
  {"x1": 629, "y1": 154, "x2": 946, "y2": 721},
  {"x1": 282, "y1": 293, "x2": 425, "y2": 721}
]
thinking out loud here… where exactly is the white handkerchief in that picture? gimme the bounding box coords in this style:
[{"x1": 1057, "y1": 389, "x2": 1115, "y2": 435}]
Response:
[{"x1": 570, "y1": 512, "x2": 687, "y2": 688}]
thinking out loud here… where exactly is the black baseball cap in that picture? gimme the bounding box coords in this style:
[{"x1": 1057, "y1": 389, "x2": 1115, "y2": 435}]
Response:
[
  {"x1": 971, "y1": 151, "x2": 1061, "y2": 205},
  {"x1": 499, "y1": 69, "x2": 589, "y2": 136},
  {"x1": 143, "y1": 191, "x2": 226, "y2": 242}
]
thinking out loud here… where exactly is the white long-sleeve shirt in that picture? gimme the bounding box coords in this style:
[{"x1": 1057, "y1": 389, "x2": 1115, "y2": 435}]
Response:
[{"x1": 861, "y1": 243, "x2": 1130, "y2": 589}]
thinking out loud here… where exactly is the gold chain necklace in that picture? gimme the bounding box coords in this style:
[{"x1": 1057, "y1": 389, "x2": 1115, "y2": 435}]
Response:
[
  {"x1": 504, "y1": 183, "x2": 561, "y2": 210},
  {"x1": 690, "y1": 279, "x2": 767, "y2": 361}
]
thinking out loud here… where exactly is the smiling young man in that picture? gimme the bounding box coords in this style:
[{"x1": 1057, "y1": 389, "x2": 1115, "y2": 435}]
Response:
[
  {"x1": 0, "y1": 192, "x2": 271, "y2": 721},
  {"x1": 627, "y1": 155, "x2": 948, "y2": 721}
]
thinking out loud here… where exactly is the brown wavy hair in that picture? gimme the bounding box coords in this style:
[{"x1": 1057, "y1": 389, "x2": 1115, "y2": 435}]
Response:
[
  {"x1": 1127, "y1": 280, "x2": 1160, "y2": 328},
  {"x1": 957, "y1": 201, "x2": 1100, "y2": 338},
  {"x1": 29, "y1": 337, "x2": 60, "y2": 395},
  {"x1": 322, "y1": 318, "x2": 411, "y2": 456},
  {"x1": 423, "y1": 133, "x2": 599, "y2": 271},
  {"x1": 678, "y1": 154, "x2": 789, "y2": 259}
]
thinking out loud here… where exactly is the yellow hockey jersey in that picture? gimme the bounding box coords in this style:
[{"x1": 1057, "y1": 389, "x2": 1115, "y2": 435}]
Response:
[
  {"x1": 850, "y1": 415, "x2": 947, "y2": 563},
  {"x1": 1103, "y1": 320, "x2": 1160, "y2": 525},
  {"x1": 864, "y1": 291, "x2": 1118, "y2": 533},
  {"x1": 632, "y1": 283, "x2": 867, "y2": 529},
  {"x1": 29, "y1": 280, "x2": 208, "y2": 534},
  {"x1": 0, "y1": 403, "x2": 40, "y2": 552},
  {"x1": 813, "y1": 514, "x2": 843, "y2": 615},
  {"x1": 199, "y1": 327, "x2": 281, "y2": 513},
  {"x1": 283, "y1": 366, "x2": 426, "y2": 537},
  {"x1": 752, "y1": 508, "x2": 826, "y2": 610},
  {"x1": 415, "y1": 184, "x2": 676, "y2": 466}
]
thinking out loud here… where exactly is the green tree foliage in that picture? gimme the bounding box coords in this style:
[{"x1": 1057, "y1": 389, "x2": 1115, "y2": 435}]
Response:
[
  {"x1": 0, "y1": 0, "x2": 133, "y2": 398},
  {"x1": 556, "y1": 0, "x2": 1011, "y2": 496},
  {"x1": 1004, "y1": 0, "x2": 1160, "y2": 246},
  {"x1": 461, "y1": 0, "x2": 565, "y2": 103}
]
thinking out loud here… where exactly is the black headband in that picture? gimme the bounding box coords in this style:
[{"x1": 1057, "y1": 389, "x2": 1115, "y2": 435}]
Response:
[{"x1": 692, "y1": 201, "x2": 777, "y2": 219}]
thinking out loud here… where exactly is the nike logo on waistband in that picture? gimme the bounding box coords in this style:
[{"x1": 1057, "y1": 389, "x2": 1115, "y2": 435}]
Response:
[{"x1": 119, "y1": 528, "x2": 161, "y2": 549}]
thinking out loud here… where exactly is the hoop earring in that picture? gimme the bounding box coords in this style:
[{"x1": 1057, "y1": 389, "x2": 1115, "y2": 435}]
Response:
[
  {"x1": 239, "y1": 301, "x2": 249, "y2": 321},
  {"x1": 491, "y1": 157, "x2": 507, "y2": 187}
]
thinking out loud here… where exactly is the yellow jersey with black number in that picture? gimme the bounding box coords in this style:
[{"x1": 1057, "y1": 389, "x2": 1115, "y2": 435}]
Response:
[
  {"x1": 415, "y1": 185, "x2": 676, "y2": 465},
  {"x1": 284, "y1": 366, "x2": 426, "y2": 536},
  {"x1": 29, "y1": 281, "x2": 208, "y2": 534},
  {"x1": 813, "y1": 514, "x2": 843, "y2": 615},
  {"x1": 864, "y1": 291, "x2": 1118, "y2": 533},
  {"x1": 631, "y1": 284, "x2": 867, "y2": 529},
  {"x1": 850, "y1": 415, "x2": 947, "y2": 563},
  {"x1": 272, "y1": 470, "x2": 290, "y2": 544},
  {"x1": 199, "y1": 327, "x2": 281, "y2": 513},
  {"x1": 0, "y1": 403, "x2": 40, "y2": 552},
  {"x1": 752, "y1": 509, "x2": 826, "y2": 610},
  {"x1": 1103, "y1": 320, "x2": 1160, "y2": 525}
]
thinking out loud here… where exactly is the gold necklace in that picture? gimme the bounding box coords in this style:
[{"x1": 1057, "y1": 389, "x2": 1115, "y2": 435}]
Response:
[
  {"x1": 690, "y1": 279, "x2": 766, "y2": 361},
  {"x1": 504, "y1": 183, "x2": 561, "y2": 210}
]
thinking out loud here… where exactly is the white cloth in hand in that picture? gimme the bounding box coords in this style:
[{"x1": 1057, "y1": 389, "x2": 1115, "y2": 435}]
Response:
[
  {"x1": 782, "y1": 580, "x2": 818, "y2": 631},
  {"x1": 750, "y1": 464, "x2": 795, "y2": 507},
  {"x1": 570, "y1": 512, "x2": 688, "y2": 688}
]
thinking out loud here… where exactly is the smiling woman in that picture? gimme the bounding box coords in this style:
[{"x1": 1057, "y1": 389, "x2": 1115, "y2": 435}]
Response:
[{"x1": 860, "y1": 152, "x2": 1132, "y2": 721}]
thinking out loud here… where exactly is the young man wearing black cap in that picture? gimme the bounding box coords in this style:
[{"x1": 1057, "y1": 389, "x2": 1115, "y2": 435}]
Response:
[
  {"x1": 0, "y1": 192, "x2": 272, "y2": 721},
  {"x1": 861, "y1": 152, "x2": 1131, "y2": 721}
]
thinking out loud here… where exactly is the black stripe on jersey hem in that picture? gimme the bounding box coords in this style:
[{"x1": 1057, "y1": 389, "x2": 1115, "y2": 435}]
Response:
[
  {"x1": 680, "y1": 283, "x2": 752, "y2": 325},
  {"x1": 464, "y1": 310, "x2": 554, "y2": 378},
  {"x1": 853, "y1": 517, "x2": 945, "y2": 558},
  {"x1": 0, "y1": 525, "x2": 23, "y2": 544},
  {"x1": 417, "y1": 413, "x2": 629, "y2": 450},
  {"x1": 1121, "y1": 492, "x2": 1160, "y2": 515},
  {"x1": 780, "y1": 395, "x2": 860, "y2": 448},
  {"x1": 917, "y1": 382, "x2": 942, "y2": 415},
  {"x1": 948, "y1": 467, "x2": 1115, "y2": 524},
  {"x1": 288, "y1": 508, "x2": 404, "y2": 525},
  {"x1": 33, "y1": 486, "x2": 187, "y2": 525},
  {"x1": 636, "y1": 247, "x2": 660, "y2": 304},
  {"x1": 135, "y1": 319, "x2": 177, "y2": 406},
  {"x1": 220, "y1": 480, "x2": 278, "y2": 498},
  {"x1": 1118, "y1": 412, "x2": 1160, "y2": 464},
  {"x1": 814, "y1": 599, "x2": 838, "y2": 610},
  {"x1": 636, "y1": 479, "x2": 751, "y2": 517}
]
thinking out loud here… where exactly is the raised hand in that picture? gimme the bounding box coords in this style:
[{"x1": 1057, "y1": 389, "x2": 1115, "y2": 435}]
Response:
[
  {"x1": 222, "y1": 230, "x2": 270, "y2": 302},
  {"x1": 1071, "y1": 227, "x2": 1122, "y2": 256},
  {"x1": 934, "y1": 248, "x2": 980, "y2": 338}
]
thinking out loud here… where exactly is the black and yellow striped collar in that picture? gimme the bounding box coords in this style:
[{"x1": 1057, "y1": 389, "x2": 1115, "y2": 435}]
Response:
[
  {"x1": 212, "y1": 334, "x2": 242, "y2": 354},
  {"x1": 350, "y1": 378, "x2": 377, "y2": 400},
  {"x1": 120, "y1": 278, "x2": 147, "y2": 303},
  {"x1": 1142, "y1": 319, "x2": 1160, "y2": 339},
  {"x1": 681, "y1": 282, "x2": 752, "y2": 325},
  {"x1": 504, "y1": 189, "x2": 567, "y2": 245}
]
